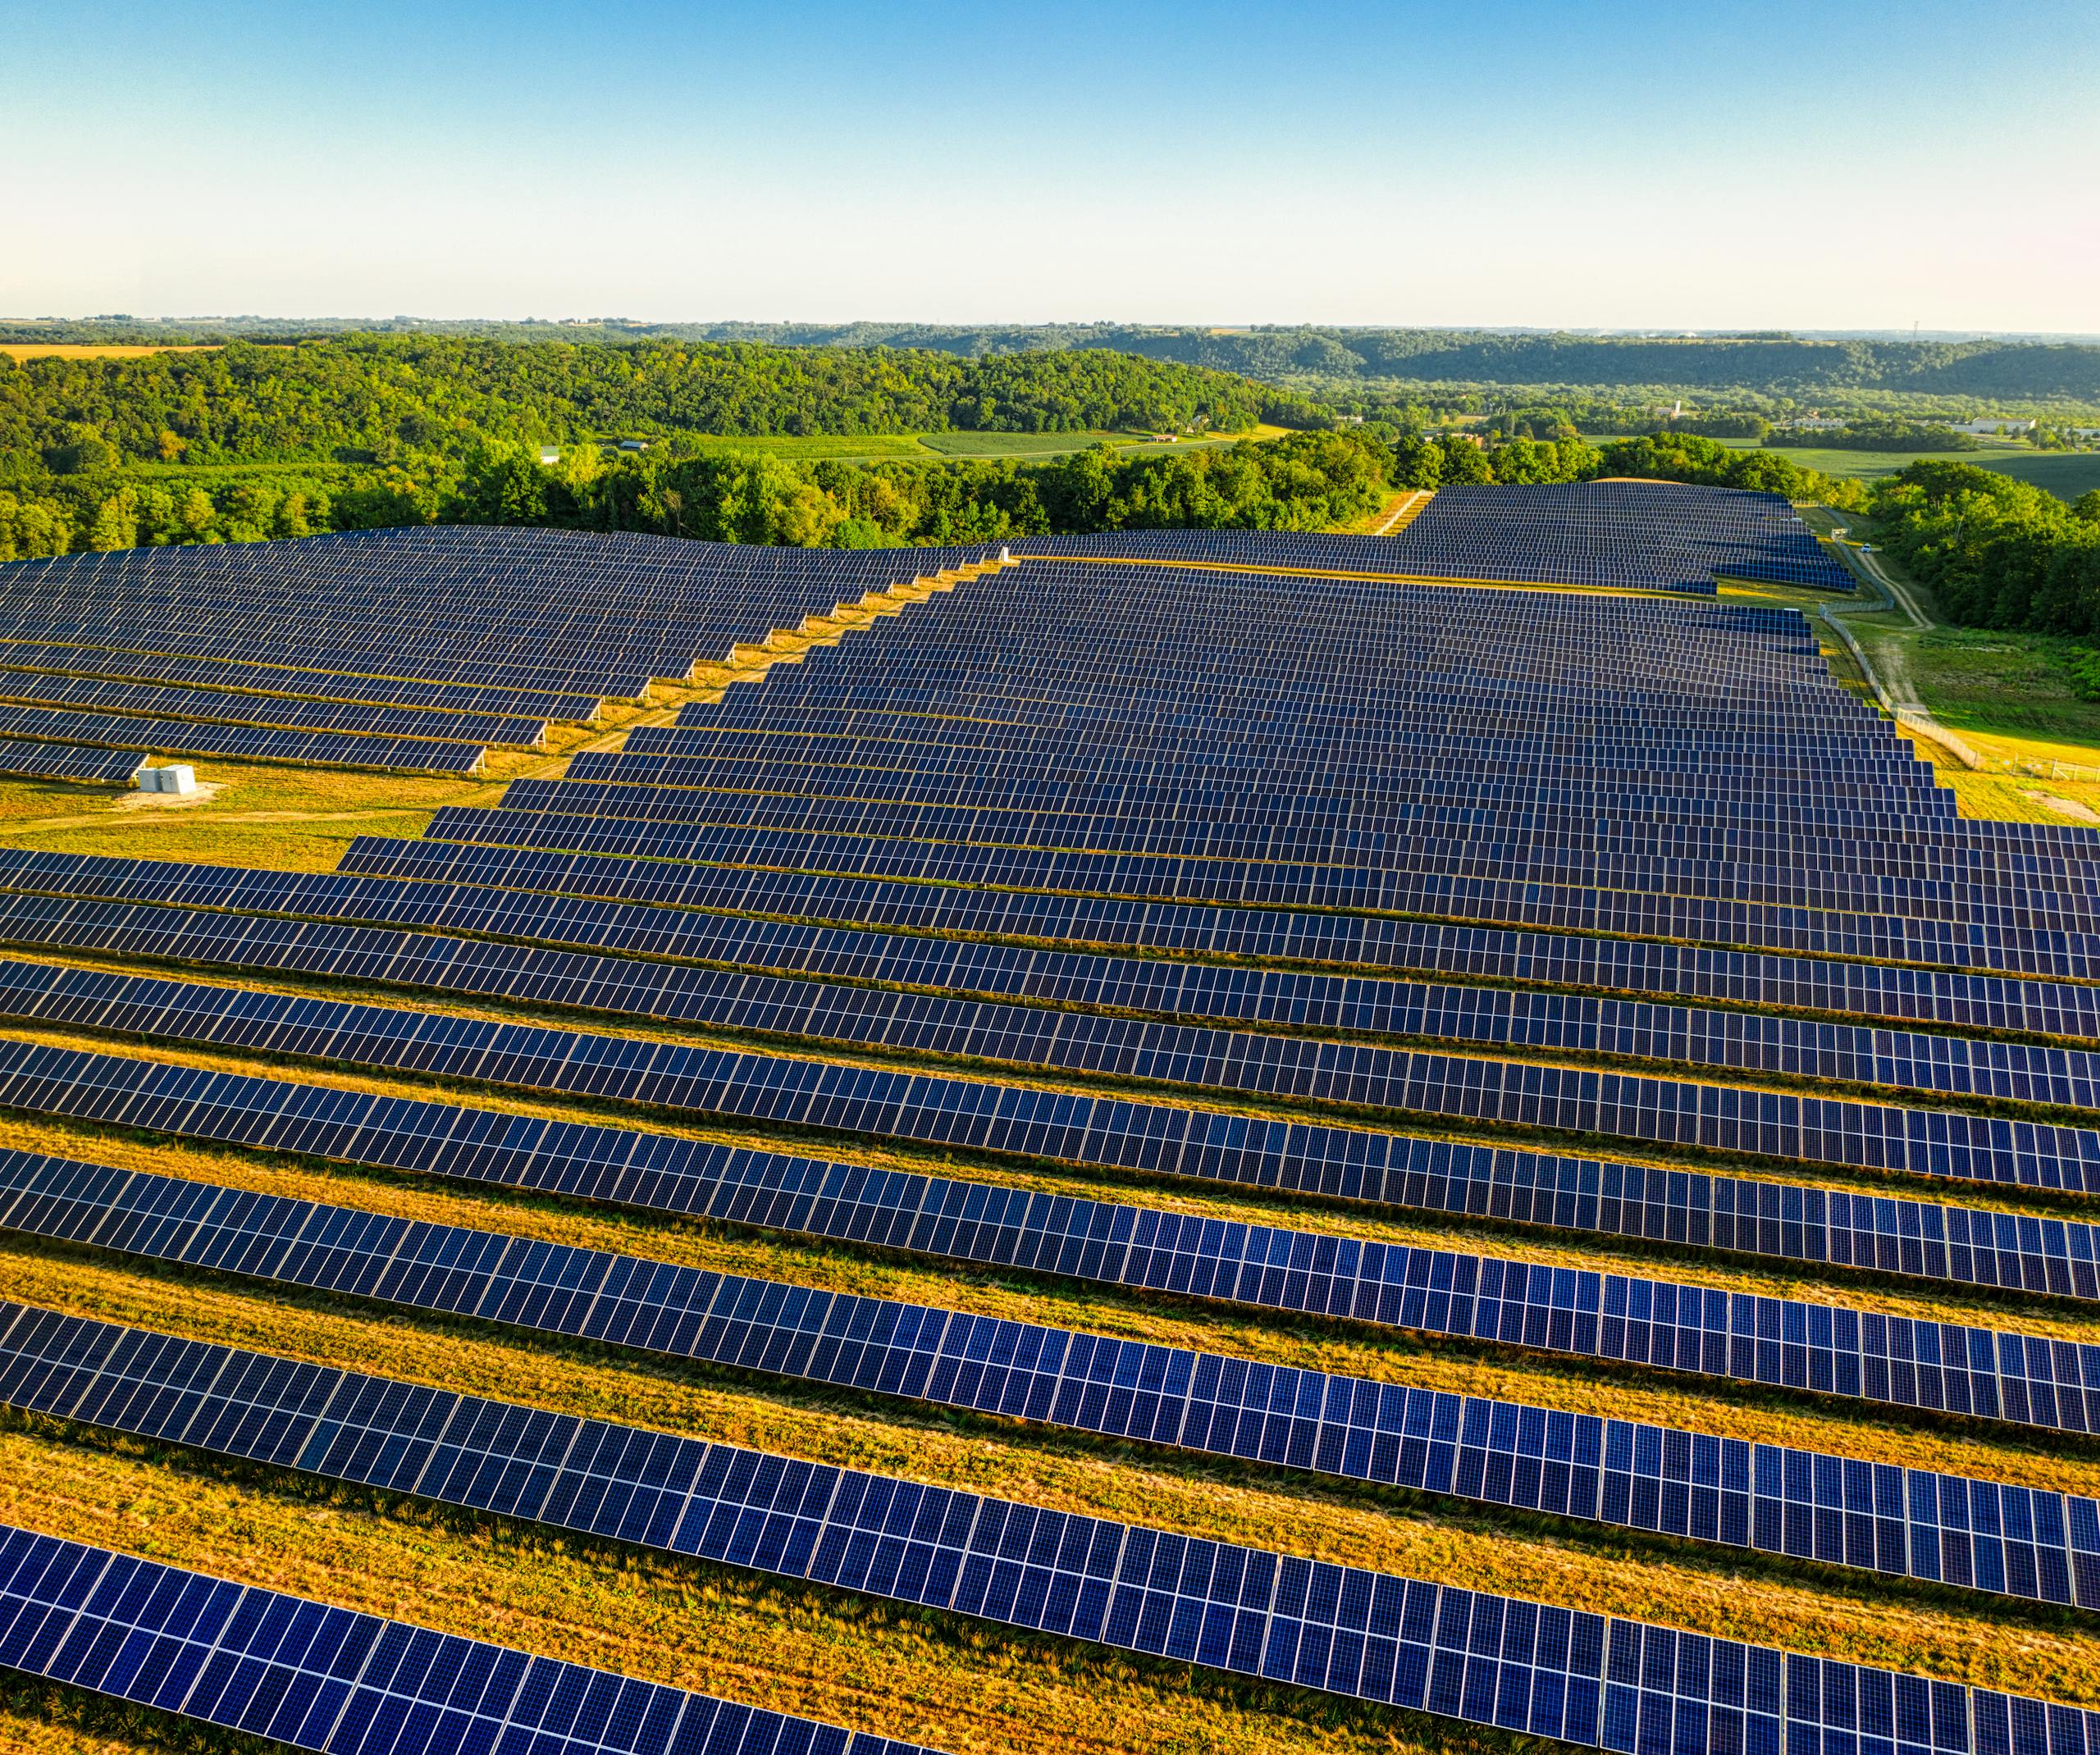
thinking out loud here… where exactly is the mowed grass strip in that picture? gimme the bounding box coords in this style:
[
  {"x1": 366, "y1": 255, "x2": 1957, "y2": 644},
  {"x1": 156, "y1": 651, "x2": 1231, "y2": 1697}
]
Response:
[
  {"x1": 5, "y1": 1102, "x2": 2100, "y2": 1508},
  {"x1": 0, "y1": 345, "x2": 220, "y2": 360},
  {"x1": 2, "y1": 1245, "x2": 2098, "y2": 1712}
]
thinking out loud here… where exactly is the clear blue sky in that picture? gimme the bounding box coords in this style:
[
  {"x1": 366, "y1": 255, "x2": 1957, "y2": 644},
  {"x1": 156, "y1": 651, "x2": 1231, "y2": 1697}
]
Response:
[{"x1": 6, "y1": 0, "x2": 2095, "y2": 330}]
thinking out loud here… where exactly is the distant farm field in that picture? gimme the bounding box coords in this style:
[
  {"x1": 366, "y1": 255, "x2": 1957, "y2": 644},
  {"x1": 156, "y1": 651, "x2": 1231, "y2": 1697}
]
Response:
[
  {"x1": 666, "y1": 432, "x2": 931, "y2": 461},
  {"x1": 1714, "y1": 436, "x2": 2100, "y2": 498},
  {"x1": 1970, "y1": 450, "x2": 2100, "y2": 497},
  {"x1": 675, "y1": 427, "x2": 1288, "y2": 464},
  {"x1": 916, "y1": 429, "x2": 1125, "y2": 457},
  {"x1": 0, "y1": 343, "x2": 220, "y2": 359}
]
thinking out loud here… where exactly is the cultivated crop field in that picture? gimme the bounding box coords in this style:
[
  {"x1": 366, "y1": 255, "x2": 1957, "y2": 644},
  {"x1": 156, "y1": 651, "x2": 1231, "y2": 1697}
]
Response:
[{"x1": 0, "y1": 344, "x2": 221, "y2": 360}]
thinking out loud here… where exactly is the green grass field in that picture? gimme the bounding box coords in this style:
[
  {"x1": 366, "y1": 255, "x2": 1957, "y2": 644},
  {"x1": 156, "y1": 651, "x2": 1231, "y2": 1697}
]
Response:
[
  {"x1": 1738, "y1": 515, "x2": 2100, "y2": 823},
  {"x1": 669, "y1": 431, "x2": 935, "y2": 461},
  {"x1": 1714, "y1": 436, "x2": 2100, "y2": 497},
  {"x1": 680, "y1": 427, "x2": 1290, "y2": 464},
  {"x1": 916, "y1": 430, "x2": 1128, "y2": 458},
  {"x1": 0, "y1": 343, "x2": 219, "y2": 360}
]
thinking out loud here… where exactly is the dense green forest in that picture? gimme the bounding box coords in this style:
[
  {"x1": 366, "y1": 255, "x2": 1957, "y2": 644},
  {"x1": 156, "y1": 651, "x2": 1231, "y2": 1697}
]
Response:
[
  {"x1": 1867, "y1": 462, "x2": 2100, "y2": 638},
  {"x1": 0, "y1": 336, "x2": 1321, "y2": 472},
  {"x1": 13, "y1": 318, "x2": 2099, "y2": 415},
  {"x1": 19, "y1": 326, "x2": 2030, "y2": 566}
]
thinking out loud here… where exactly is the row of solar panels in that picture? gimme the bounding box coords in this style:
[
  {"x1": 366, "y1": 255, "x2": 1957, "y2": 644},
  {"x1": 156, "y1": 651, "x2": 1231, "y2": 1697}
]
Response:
[
  {"x1": 340, "y1": 832, "x2": 2100, "y2": 982},
  {"x1": 0, "y1": 1032, "x2": 2088, "y2": 1447},
  {"x1": 0, "y1": 737, "x2": 145, "y2": 786},
  {"x1": 0, "y1": 1303, "x2": 2065, "y2": 1755},
  {"x1": 0, "y1": 668, "x2": 547, "y2": 747},
  {"x1": 0, "y1": 1520, "x2": 937, "y2": 1755},
  {"x1": 0, "y1": 702, "x2": 487, "y2": 776},
  {"x1": 6, "y1": 1151, "x2": 2088, "y2": 1610},
  {"x1": 2, "y1": 841, "x2": 2093, "y2": 1048},
  {"x1": 0, "y1": 638, "x2": 605, "y2": 721}
]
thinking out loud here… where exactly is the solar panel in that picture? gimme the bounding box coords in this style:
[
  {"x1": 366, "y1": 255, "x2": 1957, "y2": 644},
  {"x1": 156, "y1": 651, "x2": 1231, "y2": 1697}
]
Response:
[
  {"x1": 0, "y1": 739, "x2": 144, "y2": 786},
  {"x1": 0, "y1": 526, "x2": 1004, "y2": 703},
  {"x1": 0, "y1": 704, "x2": 488, "y2": 775},
  {"x1": 4, "y1": 844, "x2": 2097, "y2": 1044},
  {"x1": 0, "y1": 955, "x2": 2084, "y2": 1207},
  {"x1": 0, "y1": 671, "x2": 546, "y2": 748},
  {"x1": 0, "y1": 1519, "x2": 938, "y2": 1755},
  {"x1": 3, "y1": 513, "x2": 2091, "y2": 1753},
  {"x1": 1013, "y1": 485, "x2": 1853, "y2": 595},
  {"x1": 0, "y1": 896, "x2": 2090, "y2": 1302}
]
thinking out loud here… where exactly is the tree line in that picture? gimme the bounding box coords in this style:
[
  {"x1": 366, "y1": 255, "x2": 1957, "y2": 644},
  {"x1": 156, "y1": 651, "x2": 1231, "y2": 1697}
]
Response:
[
  {"x1": 1765, "y1": 417, "x2": 1979, "y2": 452},
  {"x1": 17, "y1": 320, "x2": 2098, "y2": 405},
  {"x1": 0, "y1": 434, "x2": 1396, "y2": 560},
  {"x1": 0, "y1": 419, "x2": 1888, "y2": 565},
  {"x1": 1866, "y1": 462, "x2": 2100, "y2": 637},
  {"x1": 19, "y1": 321, "x2": 2100, "y2": 431}
]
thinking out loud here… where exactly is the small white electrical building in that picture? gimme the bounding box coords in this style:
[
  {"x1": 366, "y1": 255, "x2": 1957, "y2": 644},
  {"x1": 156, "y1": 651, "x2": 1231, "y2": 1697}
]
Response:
[{"x1": 136, "y1": 764, "x2": 199, "y2": 795}]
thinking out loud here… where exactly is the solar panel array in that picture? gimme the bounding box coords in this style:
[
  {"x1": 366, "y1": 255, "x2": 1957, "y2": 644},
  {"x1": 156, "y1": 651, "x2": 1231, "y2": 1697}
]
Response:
[
  {"x1": 1016, "y1": 482, "x2": 1853, "y2": 595},
  {"x1": 0, "y1": 669, "x2": 550, "y2": 749},
  {"x1": 0, "y1": 526, "x2": 998, "y2": 777},
  {"x1": 3, "y1": 1150, "x2": 2097, "y2": 1610},
  {"x1": 0, "y1": 737, "x2": 144, "y2": 787},
  {"x1": 6, "y1": 1294, "x2": 2096, "y2": 1755},
  {"x1": 0, "y1": 513, "x2": 2091, "y2": 1754}
]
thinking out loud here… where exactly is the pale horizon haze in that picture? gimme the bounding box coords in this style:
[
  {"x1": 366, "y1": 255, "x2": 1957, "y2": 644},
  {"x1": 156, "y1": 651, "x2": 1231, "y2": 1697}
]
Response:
[{"x1": 5, "y1": 0, "x2": 2096, "y2": 332}]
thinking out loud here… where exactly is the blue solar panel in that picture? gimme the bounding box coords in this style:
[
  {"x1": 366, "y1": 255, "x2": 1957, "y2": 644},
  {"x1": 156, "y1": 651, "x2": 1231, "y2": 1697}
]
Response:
[{"x1": 0, "y1": 1520, "x2": 940, "y2": 1755}]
